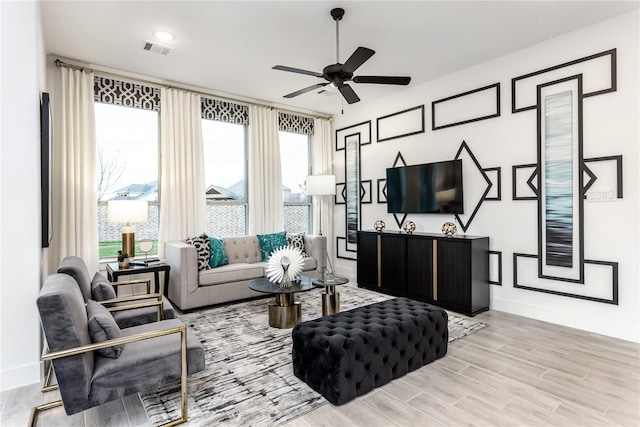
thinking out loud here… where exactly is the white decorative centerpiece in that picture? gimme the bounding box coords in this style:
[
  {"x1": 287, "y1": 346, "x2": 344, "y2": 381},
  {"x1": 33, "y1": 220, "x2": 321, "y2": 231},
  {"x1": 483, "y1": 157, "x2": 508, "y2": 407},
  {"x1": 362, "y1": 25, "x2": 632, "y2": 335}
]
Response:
[{"x1": 266, "y1": 246, "x2": 305, "y2": 288}]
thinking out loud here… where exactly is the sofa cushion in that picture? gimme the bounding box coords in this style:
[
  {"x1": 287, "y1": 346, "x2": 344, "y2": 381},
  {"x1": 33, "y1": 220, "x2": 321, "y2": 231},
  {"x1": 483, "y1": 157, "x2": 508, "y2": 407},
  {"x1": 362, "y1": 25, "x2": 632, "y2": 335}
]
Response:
[
  {"x1": 223, "y1": 236, "x2": 262, "y2": 265},
  {"x1": 209, "y1": 236, "x2": 229, "y2": 268},
  {"x1": 199, "y1": 263, "x2": 266, "y2": 286},
  {"x1": 186, "y1": 233, "x2": 211, "y2": 271},
  {"x1": 257, "y1": 231, "x2": 287, "y2": 261},
  {"x1": 91, "y1": 272, "x2": 117, "y2": 301},
  {"x1": 86, "y1": 300, "x2": 123, "y2": 359},
  {"x1": 287, "y1": 232, "x2": 308, "y2": 257}
]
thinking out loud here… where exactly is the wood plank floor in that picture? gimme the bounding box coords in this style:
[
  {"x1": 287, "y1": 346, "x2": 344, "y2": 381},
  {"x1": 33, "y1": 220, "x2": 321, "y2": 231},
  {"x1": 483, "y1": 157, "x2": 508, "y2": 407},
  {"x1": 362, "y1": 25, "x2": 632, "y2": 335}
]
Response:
[{"x1": 3, "y1": 309, "x2": 638, "y2": 426}]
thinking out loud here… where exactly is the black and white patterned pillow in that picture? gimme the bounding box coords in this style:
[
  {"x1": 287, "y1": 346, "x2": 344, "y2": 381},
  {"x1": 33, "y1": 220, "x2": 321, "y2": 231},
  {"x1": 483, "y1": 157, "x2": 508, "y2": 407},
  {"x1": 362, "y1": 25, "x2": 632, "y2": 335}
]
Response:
[
  {"x1": 186, "y1": 233, "x2": 211, "y2": 271},
  {"x1": 286, "y1": 232, "x2": 309, "y2": 257}
]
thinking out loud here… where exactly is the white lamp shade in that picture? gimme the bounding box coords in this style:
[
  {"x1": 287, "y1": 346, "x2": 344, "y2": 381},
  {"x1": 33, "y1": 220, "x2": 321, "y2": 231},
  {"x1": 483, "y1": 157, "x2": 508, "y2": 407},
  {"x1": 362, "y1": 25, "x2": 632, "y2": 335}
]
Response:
[
  {"x1": 306, "y1": 175, "x2": 336, "y2": 196},
  {"x1": 107, "y1": 200, "x2": 148, "y2": 224}
]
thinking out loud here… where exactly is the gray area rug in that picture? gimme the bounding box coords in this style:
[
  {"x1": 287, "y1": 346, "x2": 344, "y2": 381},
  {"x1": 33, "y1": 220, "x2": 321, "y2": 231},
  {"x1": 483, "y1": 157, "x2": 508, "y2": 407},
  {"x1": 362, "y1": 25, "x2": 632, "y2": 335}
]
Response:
[{"x1": 141, "y1": 284, "x2": 486, "y2": 426}]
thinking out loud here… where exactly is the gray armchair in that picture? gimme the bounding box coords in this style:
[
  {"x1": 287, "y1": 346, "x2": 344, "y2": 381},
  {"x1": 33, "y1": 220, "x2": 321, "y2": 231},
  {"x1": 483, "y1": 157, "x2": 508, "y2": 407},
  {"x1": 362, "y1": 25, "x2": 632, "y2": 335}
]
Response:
[
  {"x1": 57, "y1": 256, "x2": 176, "y2": 327},
  {"x1": 30, "y1": 273, "x2": 205, "y2": 426}
]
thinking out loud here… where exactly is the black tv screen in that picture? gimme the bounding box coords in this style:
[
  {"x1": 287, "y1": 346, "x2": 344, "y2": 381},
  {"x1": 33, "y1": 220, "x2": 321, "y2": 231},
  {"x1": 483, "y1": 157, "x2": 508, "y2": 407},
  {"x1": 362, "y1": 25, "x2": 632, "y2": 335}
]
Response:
[{"x1": 386, "y1": 159, "x2": 464, "y2": 214}]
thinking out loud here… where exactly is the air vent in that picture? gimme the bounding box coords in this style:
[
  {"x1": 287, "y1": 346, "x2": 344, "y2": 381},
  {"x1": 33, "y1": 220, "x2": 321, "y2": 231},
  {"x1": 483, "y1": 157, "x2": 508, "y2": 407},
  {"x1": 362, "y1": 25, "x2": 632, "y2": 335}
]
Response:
[{"x1": 143, "y1": 41, "x2": 173, "y2": 56}]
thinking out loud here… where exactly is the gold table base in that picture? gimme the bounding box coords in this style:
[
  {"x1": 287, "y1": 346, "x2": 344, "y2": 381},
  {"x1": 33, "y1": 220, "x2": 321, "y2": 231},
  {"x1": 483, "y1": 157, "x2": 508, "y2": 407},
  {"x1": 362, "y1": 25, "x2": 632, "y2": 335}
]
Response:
[
  {"x1": 321, "y1": 285, "x2": 340, "y2": 316},
  {"x1": 268, "y1": 293, "x2": 302, "y2": 328}
]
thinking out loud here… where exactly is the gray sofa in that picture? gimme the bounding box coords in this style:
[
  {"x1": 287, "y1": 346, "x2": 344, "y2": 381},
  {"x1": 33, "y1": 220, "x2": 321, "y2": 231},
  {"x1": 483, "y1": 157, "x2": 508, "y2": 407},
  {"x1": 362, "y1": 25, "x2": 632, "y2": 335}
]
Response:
[{"x1": 165, "y1": 234, "x2": 326, "y2": 310}]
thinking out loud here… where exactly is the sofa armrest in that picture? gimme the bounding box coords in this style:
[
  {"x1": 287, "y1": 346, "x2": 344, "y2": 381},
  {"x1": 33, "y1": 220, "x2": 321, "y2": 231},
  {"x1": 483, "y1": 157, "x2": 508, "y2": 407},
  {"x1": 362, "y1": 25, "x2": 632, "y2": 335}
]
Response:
[
  {"x1": 165, "y1": 241, "x2": 198, "y2": 310},
  {"x1": 304, "y1": 234, "x2": 327, "y2": 270}
]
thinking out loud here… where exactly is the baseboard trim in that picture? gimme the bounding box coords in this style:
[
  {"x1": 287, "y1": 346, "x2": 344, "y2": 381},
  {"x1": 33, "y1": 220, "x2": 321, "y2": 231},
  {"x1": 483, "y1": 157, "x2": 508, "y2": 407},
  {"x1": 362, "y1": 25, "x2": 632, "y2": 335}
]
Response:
[
  {"x1": 1, "y1": 361, "x2": 41, "y2": 392},
  {"x1": 491, "y1": 297, "x2": 639, "y2": 343}
]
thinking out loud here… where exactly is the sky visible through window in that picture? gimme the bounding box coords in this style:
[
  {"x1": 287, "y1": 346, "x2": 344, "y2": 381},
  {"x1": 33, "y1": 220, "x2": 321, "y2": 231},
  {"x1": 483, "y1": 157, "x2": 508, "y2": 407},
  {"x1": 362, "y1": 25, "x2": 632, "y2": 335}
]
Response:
[
  {"x1": 95, "y1": 103, "x2": 158, "y2": 201},
  {"x1": 279, "y1": 131, "x2": 309, "y2": 198}
]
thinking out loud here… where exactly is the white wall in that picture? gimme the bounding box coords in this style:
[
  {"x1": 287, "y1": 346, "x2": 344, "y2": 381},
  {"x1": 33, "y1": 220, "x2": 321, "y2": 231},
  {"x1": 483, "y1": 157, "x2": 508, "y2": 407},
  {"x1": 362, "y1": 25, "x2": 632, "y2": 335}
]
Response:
[
  {"x1": 332, "y1": 11, "x2": 639, "y2": 342},
  {"x1": 0, "y1": 0, "x2": 48, "y2": 390}
]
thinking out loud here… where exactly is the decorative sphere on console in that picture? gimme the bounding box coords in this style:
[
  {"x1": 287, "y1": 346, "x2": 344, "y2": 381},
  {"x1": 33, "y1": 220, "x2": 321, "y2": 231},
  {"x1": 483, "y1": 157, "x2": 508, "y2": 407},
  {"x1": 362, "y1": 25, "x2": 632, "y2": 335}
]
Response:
[
  {"x1": 442, "y1": 221, "x2": 457, "y2": 237},
  {"x1": 374, "y1": 220, "x2": 385, "y2": 232}
]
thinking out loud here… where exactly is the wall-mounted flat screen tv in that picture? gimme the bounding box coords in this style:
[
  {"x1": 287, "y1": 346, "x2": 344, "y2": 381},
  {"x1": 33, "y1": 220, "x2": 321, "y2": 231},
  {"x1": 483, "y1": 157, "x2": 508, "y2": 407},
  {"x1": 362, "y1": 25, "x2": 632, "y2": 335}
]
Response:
[{"x1": 386, "y1": 159, "x2": 464, "y2": 214}]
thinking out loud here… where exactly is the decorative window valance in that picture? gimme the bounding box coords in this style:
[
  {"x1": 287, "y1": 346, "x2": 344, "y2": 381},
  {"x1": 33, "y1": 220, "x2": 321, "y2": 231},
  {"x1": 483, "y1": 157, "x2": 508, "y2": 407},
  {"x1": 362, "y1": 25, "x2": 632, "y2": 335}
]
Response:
[
  {"x1": 279, "y1": 112, "x2": 314, "y2": 135},
  {"x1": 93, "y1": 76, "x2": 160, "y2": 111},
  {"x1": 201, "y1": 97, "x2": 249, "y2": 125}
]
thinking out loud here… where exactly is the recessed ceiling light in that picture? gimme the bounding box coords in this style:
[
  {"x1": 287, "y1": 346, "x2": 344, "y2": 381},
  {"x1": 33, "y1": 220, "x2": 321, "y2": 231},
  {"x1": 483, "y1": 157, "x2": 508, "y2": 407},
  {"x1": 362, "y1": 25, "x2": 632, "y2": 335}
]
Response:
[{"x1": 153, "y1": 30, "x2": 174, "y2": 42}]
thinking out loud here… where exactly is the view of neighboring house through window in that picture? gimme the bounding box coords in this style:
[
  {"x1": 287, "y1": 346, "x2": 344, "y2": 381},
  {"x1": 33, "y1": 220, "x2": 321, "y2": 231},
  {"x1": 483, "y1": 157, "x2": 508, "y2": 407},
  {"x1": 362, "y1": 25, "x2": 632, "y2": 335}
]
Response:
[
  {"x1": 202, "y1": 119, "x2": 248, "y2": 236},
  {"x1": 95, "y1": 103, "x2": 159, "y2": 258},
  {"x1": 279, "y1": 131, "x2": 311, "y2": 233}
]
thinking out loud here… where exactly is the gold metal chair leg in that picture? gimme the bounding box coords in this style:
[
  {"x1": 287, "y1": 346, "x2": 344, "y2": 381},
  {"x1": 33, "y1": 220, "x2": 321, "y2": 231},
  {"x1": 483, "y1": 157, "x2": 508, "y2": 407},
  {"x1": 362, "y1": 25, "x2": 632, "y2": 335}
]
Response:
[
  {"x1": 41, "y1": 360, "x2": 58, "y2": 393},
  {"x1": 28, "y1": 400, "x2": 63, "y2": 427},
  {"x1": 158, "y1": 327, "x2": 188, "y2": 427}
]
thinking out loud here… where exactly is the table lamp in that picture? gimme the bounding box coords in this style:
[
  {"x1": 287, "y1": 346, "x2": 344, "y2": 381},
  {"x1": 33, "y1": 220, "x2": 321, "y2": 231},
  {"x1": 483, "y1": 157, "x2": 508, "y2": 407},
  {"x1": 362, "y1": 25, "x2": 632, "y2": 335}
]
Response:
[
  {"x1": 107, "y1": 200, "x2": 148, "y2": 258},
  {"x1": 306, "y1": 174, "x2": 336, "y2": 280}
]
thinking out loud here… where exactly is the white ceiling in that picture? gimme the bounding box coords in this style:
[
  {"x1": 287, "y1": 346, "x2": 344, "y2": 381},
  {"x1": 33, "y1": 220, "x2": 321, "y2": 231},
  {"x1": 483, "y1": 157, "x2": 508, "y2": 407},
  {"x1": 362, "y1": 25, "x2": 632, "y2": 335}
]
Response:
[{"x1": 40, "y1": 1, "x2": 639, "y2": 116}]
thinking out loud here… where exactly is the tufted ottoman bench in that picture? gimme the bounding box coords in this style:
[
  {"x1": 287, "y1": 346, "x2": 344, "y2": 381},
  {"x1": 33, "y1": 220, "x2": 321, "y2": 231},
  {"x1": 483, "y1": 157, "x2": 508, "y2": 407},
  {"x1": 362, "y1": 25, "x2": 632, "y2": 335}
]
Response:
[{"x1": 291, "y1": 297, "x2": 448, "y2": 405}]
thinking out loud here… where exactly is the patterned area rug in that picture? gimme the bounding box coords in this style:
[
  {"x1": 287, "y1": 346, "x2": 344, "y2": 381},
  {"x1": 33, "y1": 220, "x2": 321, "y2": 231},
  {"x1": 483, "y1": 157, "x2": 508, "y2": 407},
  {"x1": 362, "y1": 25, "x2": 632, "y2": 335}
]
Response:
[{"x1": 140, "y1": 284, "x2": 486, "y2": 426}]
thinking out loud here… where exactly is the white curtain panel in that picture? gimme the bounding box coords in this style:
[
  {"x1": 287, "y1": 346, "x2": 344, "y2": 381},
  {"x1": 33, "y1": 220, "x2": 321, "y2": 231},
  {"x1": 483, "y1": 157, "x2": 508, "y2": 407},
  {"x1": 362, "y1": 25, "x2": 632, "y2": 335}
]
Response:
[
  {"x1": 312, "y1": 117, "x2": 334, "y2": 263},
  {"x1": 248, "y1": 106, "x2": 284, "y2": 234},
  {"x1": 49, "y1": 67, "x2": 99, "y2": 271},
  {"x1": 158, "y1": 88, "x2": 206, "y2": 256}
]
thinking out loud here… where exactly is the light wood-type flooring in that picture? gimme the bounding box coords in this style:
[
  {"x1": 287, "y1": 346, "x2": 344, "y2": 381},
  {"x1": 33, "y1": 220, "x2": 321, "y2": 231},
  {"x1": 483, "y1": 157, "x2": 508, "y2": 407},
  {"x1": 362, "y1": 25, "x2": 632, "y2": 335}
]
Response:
[{"x1": 3, "y1": 309, "x2": 638, "y2": 426}]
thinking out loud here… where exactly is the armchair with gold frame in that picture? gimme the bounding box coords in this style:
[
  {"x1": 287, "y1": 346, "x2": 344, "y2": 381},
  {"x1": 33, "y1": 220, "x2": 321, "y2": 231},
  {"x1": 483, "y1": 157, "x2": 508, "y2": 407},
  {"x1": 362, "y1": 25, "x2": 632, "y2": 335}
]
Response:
[{"x1": 30, "y1": 274, "x2": 205, "y2": 426}]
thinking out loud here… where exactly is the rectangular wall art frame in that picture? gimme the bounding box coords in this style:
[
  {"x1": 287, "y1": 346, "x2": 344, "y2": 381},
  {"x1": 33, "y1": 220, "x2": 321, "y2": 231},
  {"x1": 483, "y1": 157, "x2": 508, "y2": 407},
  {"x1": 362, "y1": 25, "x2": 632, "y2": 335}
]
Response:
[{"x1": 41, "y1": 92, "x2": 53, "y2": 248}]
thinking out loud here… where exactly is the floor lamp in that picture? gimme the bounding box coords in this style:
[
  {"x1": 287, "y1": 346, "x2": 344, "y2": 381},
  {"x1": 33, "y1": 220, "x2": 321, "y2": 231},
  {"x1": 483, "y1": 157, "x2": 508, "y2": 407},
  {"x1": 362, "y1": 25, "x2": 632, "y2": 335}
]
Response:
[{"x1": 306, "y1": 174, "x2": 336, "y2": 279}]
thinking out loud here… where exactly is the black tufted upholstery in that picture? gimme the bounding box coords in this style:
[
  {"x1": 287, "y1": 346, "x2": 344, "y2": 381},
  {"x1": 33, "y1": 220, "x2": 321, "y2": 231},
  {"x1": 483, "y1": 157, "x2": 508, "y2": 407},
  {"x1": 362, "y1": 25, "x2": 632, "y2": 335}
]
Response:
[{"x1": 292, "y1": 297, "x2": 448, "y2": 405}]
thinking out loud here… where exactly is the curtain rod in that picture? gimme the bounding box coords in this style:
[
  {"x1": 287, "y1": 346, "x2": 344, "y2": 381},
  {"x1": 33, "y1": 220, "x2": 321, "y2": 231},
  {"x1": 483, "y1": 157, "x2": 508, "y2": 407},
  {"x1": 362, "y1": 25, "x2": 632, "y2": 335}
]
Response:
[{"x1": 54, "y1": 58, "x2": 332, "y2": 120}]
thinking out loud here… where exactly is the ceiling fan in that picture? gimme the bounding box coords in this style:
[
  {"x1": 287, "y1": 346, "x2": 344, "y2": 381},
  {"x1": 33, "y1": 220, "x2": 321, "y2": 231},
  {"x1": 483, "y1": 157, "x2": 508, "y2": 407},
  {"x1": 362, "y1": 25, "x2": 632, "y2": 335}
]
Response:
[{"x1": 273, "y1": 8, "x2": 411, "y2": 104}]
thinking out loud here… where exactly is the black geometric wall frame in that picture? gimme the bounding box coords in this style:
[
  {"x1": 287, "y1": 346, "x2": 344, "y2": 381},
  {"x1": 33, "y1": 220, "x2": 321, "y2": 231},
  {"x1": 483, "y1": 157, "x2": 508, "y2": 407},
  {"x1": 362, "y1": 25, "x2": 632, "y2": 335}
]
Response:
[
  {"x1": 513, "y1": 253, "x2": 618, "y2": 305},
  {"x1": 512, "y1": 48, "x2": 616, "y2": 113},
  {"x1": 393, "y1": 213, "x2": 408, "y2": 229},
  {"x1": 335, "y1": 183, "x2": 346, "y2": 205},
  {"x1": 377, "y1": 105, "x2": 425, "y2": 142},
  {"x1": 483, "y1": 167, "x2": 502, "y2": 201},
  {"x1": 512, "y1": 164, "x2": 538, "y2": 201},
  {"x1": 453, "y1": 141, "x2": 496, "y2": 233},
  {"x1": 583, "y1": 155, "x2": 623, "y2": 199},
  {"x1": 509, "y1": 71, "x2": 622, "y2": 304},
  {"x1": 360, "y1": 180, "x2": 372, "y2": 204},
  {"x1": 489, "y1": 250, "x2": 503, "y2": 286},
  {"x1": 335, "y1": 120, "x2": 372, "y2": 151},
  {"x1": 336, "y1": 236, "x2": 357, "y2": 260},
  {"x1": 377, "y1": 179, "x2": 387, "y2": 204},
  {"x1": 432, "y1": 83, "x2": 500, "y2": 130},
  {"x1": 392, "y1": 151, "x2": 407, "y2": 168}
]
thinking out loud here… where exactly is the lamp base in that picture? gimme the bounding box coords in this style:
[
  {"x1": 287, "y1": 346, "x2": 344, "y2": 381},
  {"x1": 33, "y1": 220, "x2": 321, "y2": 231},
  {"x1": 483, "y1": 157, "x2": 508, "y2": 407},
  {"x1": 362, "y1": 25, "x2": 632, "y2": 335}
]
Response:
[{"x1": 122, "y1": 232, "x2": 135, "y2": 258}]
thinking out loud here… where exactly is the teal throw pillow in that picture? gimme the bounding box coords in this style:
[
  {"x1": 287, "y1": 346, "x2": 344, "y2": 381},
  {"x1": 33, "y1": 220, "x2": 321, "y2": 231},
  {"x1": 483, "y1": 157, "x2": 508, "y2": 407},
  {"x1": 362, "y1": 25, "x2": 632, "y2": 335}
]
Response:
[
  {"x1": 257, "y1": 231, "x2": 287, "y2": 261},
  {"x1": 209, "y1": 237, "x2": 229, "y2": 268}
]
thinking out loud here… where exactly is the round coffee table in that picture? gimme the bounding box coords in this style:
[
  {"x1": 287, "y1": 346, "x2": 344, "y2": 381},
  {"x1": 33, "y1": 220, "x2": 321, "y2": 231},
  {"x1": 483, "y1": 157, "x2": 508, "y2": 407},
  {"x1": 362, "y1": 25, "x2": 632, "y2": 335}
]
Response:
[
  {"x1": 249, "y1": 278, "x2": 313, "y2": 328},
  {"x1": 311, "y1": 275, "x2": 349, "y2": 316}
]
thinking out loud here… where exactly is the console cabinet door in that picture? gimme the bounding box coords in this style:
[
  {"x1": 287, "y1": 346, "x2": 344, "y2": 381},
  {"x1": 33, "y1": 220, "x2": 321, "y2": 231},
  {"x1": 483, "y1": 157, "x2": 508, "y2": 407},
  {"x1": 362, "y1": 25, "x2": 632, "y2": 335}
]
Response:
[
  {"x1": 436, "y1": 239, "x2": 471, "y2": 310},
  {"x1": 406, "y1": 236, "x2": 433, "y2": 300},
  {"x1": 357, "y1": 232, "x2": 378, "y2": 289},
  {"x1": 379, "y1": 233, "x2": 406, "y2": 293}
]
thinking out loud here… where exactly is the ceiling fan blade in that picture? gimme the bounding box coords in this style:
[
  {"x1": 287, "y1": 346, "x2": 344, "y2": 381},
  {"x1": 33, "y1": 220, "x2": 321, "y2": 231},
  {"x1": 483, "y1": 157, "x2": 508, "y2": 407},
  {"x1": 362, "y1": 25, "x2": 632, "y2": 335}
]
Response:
[
  {"x1": 284, "y1": 83, "x2": 329, "y2": 98},
  {"x1": 353, "y1": 75, "x2": 411, "y2": 85},
  {"x1": 341, "y1": 47, "x2": 375, "y2": 74},
  {"x1": 338, "y1": 84, "x2": 360, "y2": 104},
  {"x1": 273, "y1": 65, "x2": 324, "y2": 78}
]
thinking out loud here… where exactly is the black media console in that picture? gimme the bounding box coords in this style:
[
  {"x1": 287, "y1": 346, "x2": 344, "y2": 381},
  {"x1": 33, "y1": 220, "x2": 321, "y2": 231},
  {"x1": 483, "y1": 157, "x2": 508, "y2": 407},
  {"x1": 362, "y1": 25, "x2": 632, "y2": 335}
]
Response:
[{"x1": 357, "y1": 230, "x2": 490, "y2": 316}]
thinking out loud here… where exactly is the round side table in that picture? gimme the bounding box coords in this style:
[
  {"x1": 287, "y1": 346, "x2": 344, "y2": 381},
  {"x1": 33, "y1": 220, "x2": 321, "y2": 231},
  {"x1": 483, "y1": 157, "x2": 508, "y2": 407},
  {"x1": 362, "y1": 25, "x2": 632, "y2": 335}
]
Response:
[{"x1": 312, "y1": 276, "x2": 349, "y2": 316}]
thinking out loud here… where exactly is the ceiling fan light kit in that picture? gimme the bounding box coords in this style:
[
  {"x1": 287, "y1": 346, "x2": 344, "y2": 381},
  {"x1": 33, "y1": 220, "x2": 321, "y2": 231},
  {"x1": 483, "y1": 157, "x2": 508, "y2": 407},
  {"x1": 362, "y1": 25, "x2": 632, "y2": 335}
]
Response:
[{"x1": 273, "y1": 8, "x2": 411, "y2": 105}]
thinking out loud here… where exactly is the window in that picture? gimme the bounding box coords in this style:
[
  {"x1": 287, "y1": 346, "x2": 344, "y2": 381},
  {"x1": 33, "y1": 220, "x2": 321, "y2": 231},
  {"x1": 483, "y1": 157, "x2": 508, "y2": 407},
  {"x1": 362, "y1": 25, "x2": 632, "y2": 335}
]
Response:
[
  {"x1": 95, "y1": 103, "x2": 159, "y2": 258},
  {"x1": 279, "y1": 131, "x2": 311, "y2": 233},
  {"x1": 202, "y1": 120, "x2": 248, "y2": 236}
]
